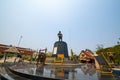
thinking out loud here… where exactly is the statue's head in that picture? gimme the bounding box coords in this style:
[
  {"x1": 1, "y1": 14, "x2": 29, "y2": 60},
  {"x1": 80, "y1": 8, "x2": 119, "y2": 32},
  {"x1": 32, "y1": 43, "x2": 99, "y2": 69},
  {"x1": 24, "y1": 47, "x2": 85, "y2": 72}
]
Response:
[{"x1": 59, "y1": 31, "x2": 61, "y2": 33}]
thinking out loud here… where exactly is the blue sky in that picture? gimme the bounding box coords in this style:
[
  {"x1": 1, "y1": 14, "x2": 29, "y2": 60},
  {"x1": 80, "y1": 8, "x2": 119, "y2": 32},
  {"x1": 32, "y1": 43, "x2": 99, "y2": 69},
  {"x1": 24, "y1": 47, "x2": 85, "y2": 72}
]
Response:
[{"x1": 0, "y1": 0, "x2": 120, "y2": 55}]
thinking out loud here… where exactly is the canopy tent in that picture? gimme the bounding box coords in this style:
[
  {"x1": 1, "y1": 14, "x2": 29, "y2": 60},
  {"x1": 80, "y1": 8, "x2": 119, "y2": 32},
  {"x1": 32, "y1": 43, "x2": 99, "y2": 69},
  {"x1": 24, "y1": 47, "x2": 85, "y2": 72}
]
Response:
[{"x1": 4, "y1": 47, "x2": 20, "y2": 53}]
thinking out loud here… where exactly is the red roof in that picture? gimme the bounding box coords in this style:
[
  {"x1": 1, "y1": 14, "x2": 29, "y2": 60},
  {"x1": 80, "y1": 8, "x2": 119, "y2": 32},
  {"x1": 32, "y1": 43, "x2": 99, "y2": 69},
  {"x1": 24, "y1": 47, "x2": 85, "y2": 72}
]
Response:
[{"x1": 80, "y1": 50, "x2": 94, "y2": 59}]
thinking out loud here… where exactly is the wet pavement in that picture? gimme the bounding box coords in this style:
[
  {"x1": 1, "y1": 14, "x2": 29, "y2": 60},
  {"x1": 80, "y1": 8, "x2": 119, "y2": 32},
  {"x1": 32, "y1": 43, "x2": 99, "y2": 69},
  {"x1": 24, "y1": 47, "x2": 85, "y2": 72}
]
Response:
[
  {"x1": 0, "y1": 63, "x2": 31, "y2": 80},
  {"x1": 0, "y1": 63, "x2": 120, "y2": 80}
]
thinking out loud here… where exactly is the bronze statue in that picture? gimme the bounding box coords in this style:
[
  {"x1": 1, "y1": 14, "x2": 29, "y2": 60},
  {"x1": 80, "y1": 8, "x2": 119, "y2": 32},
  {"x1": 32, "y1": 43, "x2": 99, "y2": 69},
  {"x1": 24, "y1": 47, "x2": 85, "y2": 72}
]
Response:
[{"x1": 58, "y1": 31, "x2": 63, "y2": 41}]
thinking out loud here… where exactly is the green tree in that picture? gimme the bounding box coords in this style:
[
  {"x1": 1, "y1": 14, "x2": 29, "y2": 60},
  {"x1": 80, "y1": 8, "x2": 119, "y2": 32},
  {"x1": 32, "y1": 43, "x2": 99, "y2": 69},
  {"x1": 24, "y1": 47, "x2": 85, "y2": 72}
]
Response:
[
  {"x1": 117, "y1": 38, "x2": 120, "y2": 45},
  {"x1": 96, "y1": 44, "x2": 120, "y2": 64},
  {"x1": 96, "y1": 44, "x2": 104, "y2": 51},
  {"x1": 0, "y1": 53, "x2": 4, "y2": 58},
  {"x1": 46, "y1": 52, "x2": 52, "y2": 57}
]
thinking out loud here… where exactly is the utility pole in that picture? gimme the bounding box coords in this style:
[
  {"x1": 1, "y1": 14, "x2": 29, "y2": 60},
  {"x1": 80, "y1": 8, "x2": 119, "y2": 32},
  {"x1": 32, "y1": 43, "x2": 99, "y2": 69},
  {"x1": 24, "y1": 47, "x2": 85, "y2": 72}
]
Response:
[
  {"x1": 18, "y1": 36, "x2": 22, "y2": 47},
  {"x1": 14, "y1": 36, "x2": 23, "y2": 63}
]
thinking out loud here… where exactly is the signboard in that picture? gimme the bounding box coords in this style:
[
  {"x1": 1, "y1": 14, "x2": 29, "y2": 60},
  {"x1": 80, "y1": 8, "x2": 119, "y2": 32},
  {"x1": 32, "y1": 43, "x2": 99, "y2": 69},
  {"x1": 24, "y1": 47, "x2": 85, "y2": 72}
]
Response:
[
  {"x1": 58, "y1": 54, "x2": 64, "y2": 59},
  {"x1": 53, "y1": 47, "x2": 57, "y2": 54}
]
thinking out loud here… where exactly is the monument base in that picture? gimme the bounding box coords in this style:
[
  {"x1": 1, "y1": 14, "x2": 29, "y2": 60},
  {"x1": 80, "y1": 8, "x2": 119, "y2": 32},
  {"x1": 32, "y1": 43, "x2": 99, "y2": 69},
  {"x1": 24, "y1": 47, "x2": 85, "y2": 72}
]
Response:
[{"x1": 53, "y1": 41, "x2": 69, "y2": 58}]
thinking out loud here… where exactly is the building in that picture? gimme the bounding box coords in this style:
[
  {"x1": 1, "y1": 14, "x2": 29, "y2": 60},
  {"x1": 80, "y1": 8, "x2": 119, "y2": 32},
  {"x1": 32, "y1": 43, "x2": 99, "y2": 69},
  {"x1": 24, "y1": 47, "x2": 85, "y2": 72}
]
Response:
[
  {"x1": 78, "y1": 49, "x2": 94, "y2": 63},
  {"x1": 0, "y1": 44, "x2": 34, "y2": 55}
]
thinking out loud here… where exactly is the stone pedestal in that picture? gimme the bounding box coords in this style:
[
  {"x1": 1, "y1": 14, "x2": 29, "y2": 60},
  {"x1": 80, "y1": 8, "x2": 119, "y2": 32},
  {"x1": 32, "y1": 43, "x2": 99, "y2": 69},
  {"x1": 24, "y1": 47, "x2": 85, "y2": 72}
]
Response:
[{"x1": 53, "y1": 41, "x2": 69, "y2": 58}]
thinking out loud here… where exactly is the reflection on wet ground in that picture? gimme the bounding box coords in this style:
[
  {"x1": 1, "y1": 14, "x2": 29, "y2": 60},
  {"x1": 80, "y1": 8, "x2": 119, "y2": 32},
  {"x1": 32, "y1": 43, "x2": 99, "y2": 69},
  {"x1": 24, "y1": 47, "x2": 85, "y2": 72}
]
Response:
[
  {"x1": 0, "y1": 63, "x2": 120, "y2": 80},
  {"x1": 10, "y1": 63, "x2": 120, "y2": 80}
]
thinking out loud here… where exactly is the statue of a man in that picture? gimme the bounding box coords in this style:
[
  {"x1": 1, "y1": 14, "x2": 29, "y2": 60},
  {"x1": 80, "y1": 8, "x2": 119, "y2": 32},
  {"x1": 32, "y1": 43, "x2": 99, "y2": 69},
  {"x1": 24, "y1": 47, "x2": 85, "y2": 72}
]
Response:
[{"x1": 58, "y1": 31, "x2": 63, "y2": 41}]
